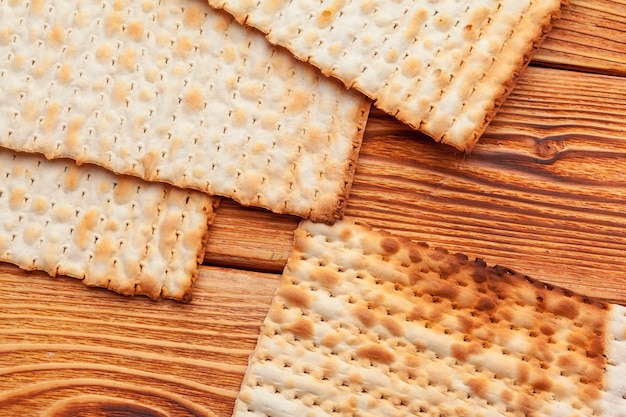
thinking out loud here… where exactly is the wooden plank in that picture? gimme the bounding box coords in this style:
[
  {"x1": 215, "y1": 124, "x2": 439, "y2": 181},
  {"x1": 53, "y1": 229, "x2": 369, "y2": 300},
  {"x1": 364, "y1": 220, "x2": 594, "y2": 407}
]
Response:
[
  {"x1": 537, "y1": 0, "x2": 626, "y2": 75},
  {"x1": 204, "y1": 65, "x2": 626, "y2": 305},
  {"x1": 0, "y1": 263, "x2": 278, "y2": 417},
  {"x1": 204, "y1": 200, "x2": 299, "y2": 273}
]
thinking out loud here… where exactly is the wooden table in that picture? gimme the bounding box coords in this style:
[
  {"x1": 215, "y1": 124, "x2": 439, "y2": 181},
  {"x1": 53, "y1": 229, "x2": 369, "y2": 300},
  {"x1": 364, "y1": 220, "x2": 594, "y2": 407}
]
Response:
[{"x1": 1, "y1": 1, "x2": 625, "y2": 415}]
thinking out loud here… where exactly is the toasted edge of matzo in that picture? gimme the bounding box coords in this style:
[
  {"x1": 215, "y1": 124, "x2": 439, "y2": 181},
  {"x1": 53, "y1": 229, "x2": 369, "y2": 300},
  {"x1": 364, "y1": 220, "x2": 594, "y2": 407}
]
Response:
[
  {"x1": 233, "y1": 218, "x2": 624, "y2": 416},
  {"x1": 605, "y1": 304, "x2": 626, "y2": 414},
  {"x1": 0, "y1": 148, "x2": 218, "y2": 301},
  {"x1": 0, "y1": 0, "x2": 370, "y2": 223},
  {"x1": 208, "y1": 0, "x2": 565, "y2": 151}
]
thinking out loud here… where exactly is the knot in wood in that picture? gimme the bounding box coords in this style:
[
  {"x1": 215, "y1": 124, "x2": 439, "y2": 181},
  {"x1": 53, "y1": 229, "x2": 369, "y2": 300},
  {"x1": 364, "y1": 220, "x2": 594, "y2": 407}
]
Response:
[{"x1": 534, "y1": 138, "x2": 564, "y2": 160}]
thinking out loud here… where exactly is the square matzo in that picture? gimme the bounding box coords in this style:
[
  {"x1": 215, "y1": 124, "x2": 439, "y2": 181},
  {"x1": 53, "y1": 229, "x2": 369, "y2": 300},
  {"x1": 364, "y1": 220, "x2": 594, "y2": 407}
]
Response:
[
  {"x1": 208, "y1": 0, "x2": 565, "y2": 151},
  {"x1": 234, "y1": 218, "x2": 626, "y2": 416},
  {"x1": 0, "y1": 0, "x2": 370, "y2": 223},
  {"x1": 0, "y1": 148, "x2": 218, "y2": 301}
]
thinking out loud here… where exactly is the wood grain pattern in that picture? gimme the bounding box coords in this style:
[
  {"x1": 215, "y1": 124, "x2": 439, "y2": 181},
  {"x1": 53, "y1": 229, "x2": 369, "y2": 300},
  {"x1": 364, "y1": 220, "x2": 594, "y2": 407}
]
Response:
[
  {"x1": 204, "y1": 66, "x2": 626, "y2": 305},
  {"x1": 1, "y1": 0, "x2": 625, "y2": 416},
  {"x1": 537, "y1": 0, "x2": 626, "y2": 76},
  {"x1": 204, "y1": 201, "x2": 299, "y2": 273},
  {"x1": 0, "y1": 263, "x2": 278, "y2": 417},
  {"x1": 350, "y1": 67, "x2": 626, "y2": 302}
]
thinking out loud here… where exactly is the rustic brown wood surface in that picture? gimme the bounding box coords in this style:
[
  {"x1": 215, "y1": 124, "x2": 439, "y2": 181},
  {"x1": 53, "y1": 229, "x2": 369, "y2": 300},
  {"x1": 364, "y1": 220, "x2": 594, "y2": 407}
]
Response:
[
  {"x1": 1, "y1": 0, "x2": 625, "y2": 415},
  {"x1": 0, "y1": 264, "x2": 277, "y2": 417}
]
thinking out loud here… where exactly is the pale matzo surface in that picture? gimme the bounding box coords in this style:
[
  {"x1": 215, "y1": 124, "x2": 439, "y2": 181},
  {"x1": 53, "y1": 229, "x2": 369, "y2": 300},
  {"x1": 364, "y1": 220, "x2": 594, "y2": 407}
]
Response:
[
  {"x1": 234, "y1": 219, "x2": 626, "y2": 416},
  {"x1": 208, "y1": 0, "x2": 564, "y2": 151},
  {"x1": 0, "y1": 0, "x2": 370, "y2": 223},
  {"x1": 0, "y1": 148, "x2": 217, "y2": 301}
]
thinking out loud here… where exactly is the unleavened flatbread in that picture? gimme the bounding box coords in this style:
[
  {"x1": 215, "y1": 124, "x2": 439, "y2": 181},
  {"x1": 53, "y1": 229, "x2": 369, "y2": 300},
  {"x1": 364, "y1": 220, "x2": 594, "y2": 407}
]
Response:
[
  {"x1": 0, "y1": 0, "x2": 370, "y2": 223},
  {"x1": 234, "y1": 218, "x2": 626, "y2": 416},
  {"x1": 0, "y1": 148, "x2": 217, "y2": 301},
  {"x1": 208, "y1": 0, "x2": 565, "y2": 151}
]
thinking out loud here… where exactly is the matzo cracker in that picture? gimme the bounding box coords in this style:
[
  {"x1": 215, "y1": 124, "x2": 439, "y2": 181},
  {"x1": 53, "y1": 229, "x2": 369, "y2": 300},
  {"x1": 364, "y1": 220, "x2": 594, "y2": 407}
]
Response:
[
  {"x1": 234, "y1": 218, "x2": 626, "y2": 416},
  {"x1": 0, "y1": 0, "x2": 369, "y2": 223},
  {"x1": 0, "y1": 148, "x2": 217, "y2": 301},
  {"x1": 208, "y1": 0, "x2": 565, "y2": 151}
]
